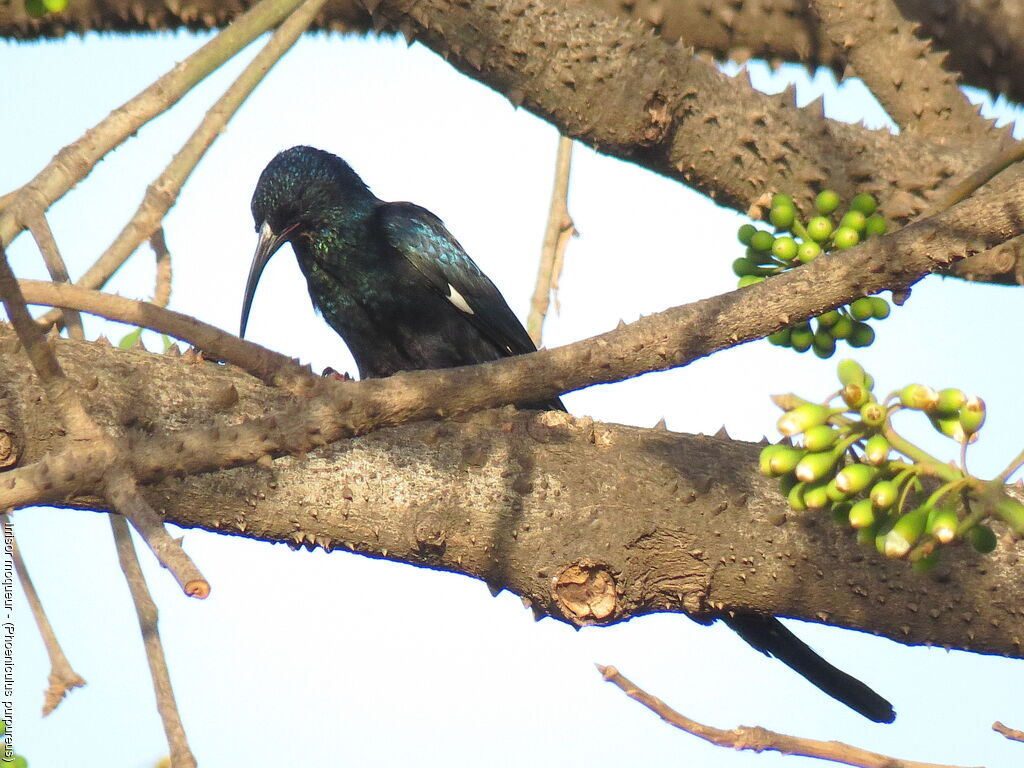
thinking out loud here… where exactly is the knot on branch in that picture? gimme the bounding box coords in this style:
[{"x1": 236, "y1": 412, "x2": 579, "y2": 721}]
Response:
[
  {"x1": 552, "y1": 558, "x2": 618, "y2": 625},
  {"x1": 414, "y1": 512, "x2": 447, "y2": 556}
]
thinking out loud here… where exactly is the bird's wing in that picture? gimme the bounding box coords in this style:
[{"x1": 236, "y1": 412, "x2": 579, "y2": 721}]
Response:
[{"x1": 374, "y1": 201, "x2": 539, "y2": 357}]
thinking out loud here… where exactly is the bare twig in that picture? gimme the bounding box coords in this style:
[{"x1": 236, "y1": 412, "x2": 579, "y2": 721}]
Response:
[
  {"x1": 993, "y1": 721, "x2": 1024, "y2": 743},
  {"x1": 35, "y1": 0, "x2": 319, "y2": 330},
  {"x1": 25, "y1": 212, "x2": 84, "y2": 340},
  {"x1": 527, "y1": 135, "x2": 576, "y2": 346},
  {"x1": 18, "y1": 279, "x2": 305, "y2": 386},
  {"x1": 0, "y1": 0, "x2": 305, "y2": 248},
  {"x1": 110, "y1": 514, "x2": 196, "y2": 768},
  {"x1": 150, "y1": 228, "x2": 172, "y2": 309},
  {"x1": 0, "y1": 244, "x2": 208, "y2": 597},
  {"x1": 926, "y1": 141, "x2": 1024, "y2": 217},
  {"x1": 1, "y1": 512, "x2": 85, "y2": 715},
  {"x1": 597, "y1": 665, "x2": 981, "y2": 768}
]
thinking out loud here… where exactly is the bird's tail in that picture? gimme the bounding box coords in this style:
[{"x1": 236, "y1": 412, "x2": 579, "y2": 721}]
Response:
[{"x1": 721, "y1": 613, "x2": 896, "y2": 723}]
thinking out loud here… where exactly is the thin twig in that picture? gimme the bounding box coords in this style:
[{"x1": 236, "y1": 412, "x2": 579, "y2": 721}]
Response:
[
  {"x1": 150, "y1": 228, "x2": 172, "y2": 309},
  {"x1": 19, "y1": 279, "x2": 304, "y2": 386},
  {"x1": 0, "y1": 0, "x2": 304, "y2": 248},
  {"x1": 25, "y1": 212, "x2": 85, "y2": 340},
  {"x1": 35, "y1": 0, "x2": 317, "y2": 330},
  {"x1": 527, "y1": 135, "x2": 576, "y2": 346},
  {"x1": 1, "y1": 512, "x2": 86, "y2": 715},
  {"x1": 597, "y1": 665, "x2": 981, "y2": 768},
  {"x1": 996, "y1": 449, "x2": 1024, "y2": 484},
  {"x1": 993, "y1": 721, "x2": 1024, "y2": 743},
  {"x1": 110, "y1": 514, "x2": 197, "y2": 768},
  {"x1": 0, "y1": 245, "x2": 209, "y2": 597},
  {"x1": 926, "y1": 141, "x2": 1024, "y2": 218}
]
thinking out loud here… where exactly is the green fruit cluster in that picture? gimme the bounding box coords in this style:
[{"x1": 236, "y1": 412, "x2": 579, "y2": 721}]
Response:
[
  {"x1": 735, "y1": 191, "x2": 891, "y2": 358},
  {"x1": 760, "y1": 360, "x2": 1023, "y2": 570}
]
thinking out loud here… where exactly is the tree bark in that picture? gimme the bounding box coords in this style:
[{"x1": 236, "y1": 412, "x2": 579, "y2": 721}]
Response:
[{"x1": 2, "y1": 325, "x2": 1021, "y2": 659}]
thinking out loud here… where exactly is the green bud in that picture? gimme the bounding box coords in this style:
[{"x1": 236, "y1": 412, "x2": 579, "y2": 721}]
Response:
[
  {"x1": 767, "y1": 445, "x2": 805, "y2": 476},
  {"x1": 750, "y1": 230, "x2": 775, "y2": 252},
  {"x1": 795, "y1": 450, "x2": 838, "y2": 483},
  {"x1": 804, "y1": 424, "x2": 839, "y2": 452},
  {"x1": 835, "y1": 463, "x2": 877, "y2": 494},
  {"x1": 746, "y1": 247, "x2": 776, "y2": 265},
  {"x1": 935, "y1": 388, "x2": 967, "y2": 416},
  {"x1": 864, "y1": 214, "x2": 887, "y2": 237},
  {"x1": 869, "y1": 480, "x2": 898, "y2": 509},
  {"x1": 826, "y1": 478, "x2": 848, "y2": 503},
  {"x1": 847, "y1": 321, "x2": 875, "y2": 348},
  {"x1": 849, "y1": 298, "x2": 874, "y2": 321},
  {"x1": 995, "y1": 497, "x2": 1024, "y2": 535},
  {"x1": 929, "y1": 414, "x2": 966, "y2": 443},
  {"x1": 833, "y1": 226, "x2": 860, "y2": 250},
  {"x1": 860, "y1": 400, "x2": 886, "y2": 428},
  {"x1": 817, "y1": 310, "x2": 841, "y2": 328},
  {"x1": 771, "y1": 236, "x2": 798, "y2": 261},
  {"x1": 787, "y1": 481, "x2": 808, "y2": 511},
  {"x1": 778, "y1": 403, "x2": 831, "y2": 436},
  {"x1": 806, "y1": 216, "x2": 833, "y2": 242},
  {"x1": 850, "y1": 193, "x2": 878, "y2": 215},
  {"x1": 732, "y1": 257, "x2": 759, "y2": 277},
  {"x1": 831, "y1": 501, "x2": 852, "y2": 524},
  {"x1": 839, "y1": 210, "x2": 867, "y2": 234},
  {"x1": 884, "y1": 506, "x2": 930, "y2": 558},
  {"x1": 812, "y1": 330, "x2": 836, "y2": 359},
  {"x1": 841, "y1": 382, "x2": 869, "y2": 409},
  {"x1": 869, "y1": 297, "x2": 890, "y2": 319},
  {"x1": 863, "y1": 373, "x2": 875, "y2": 391},
  {"x1": 968, "y1": 524, "x2": 997, "y2": 554},
  {"x1": 797, "y1": 241, "x2": 821, "y2": 263},
  {"x1": 959, "y1": 396, "x2": 986, "y2": 435},
  {"x1": 927, "y1": 507, "x2": 959, "y2": 544},
  {"x1": 25, "y1": 0, "x2": 48, "y2": 17},
  {"x1": 767, "y1": 328, "x2": 792, "y2": 346},
  {"x1": 830, "y1": 314, "x2": 854, "y2": 339},
  {"x1": 837, "y1": 359, "x2": 866, "y2": 387},
  {"x1": 803, "y1": 481, "x2": 831, "y2": 510},
  {"x1": 771, "y1": 193, "x2": 794, "y2": 209},
  {"x1": 737, "y1": 223, "x2": 758, "y2": 245},
  {"x1": 864, "y1": 434, "x2": 890, "y2": 465},
  {"x1": 848, "y1": 498, "x2": 875, "y2": 529},
  {"x1": 899, "y1": 384, "x2": 939, "y2": 412},
  {"x1": 770, "y1": 204, "x2": 796, "y2": 230},
  {"x1": 815, "y1": 190, "x2": 840, "y2": 215},
  {"x1": 790, "y1": 325, "x2": 814, "y2": 352}
]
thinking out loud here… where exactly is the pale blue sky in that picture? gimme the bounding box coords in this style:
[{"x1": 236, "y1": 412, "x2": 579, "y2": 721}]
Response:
[{"x1": 3, "y1": 28, "x2": 1022, "y2": 768}]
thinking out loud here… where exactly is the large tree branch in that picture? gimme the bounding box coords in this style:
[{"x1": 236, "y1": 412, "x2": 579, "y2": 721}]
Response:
[
  {"x1": 2, "y1": 325, "x2": 1021, "y2": 659},
  {"x1": 3, "y1": 164, "x2": 1022, "y2": 511},
  {"x1": 6, "y1": 1, "x2": 1024, "y2": 105}
]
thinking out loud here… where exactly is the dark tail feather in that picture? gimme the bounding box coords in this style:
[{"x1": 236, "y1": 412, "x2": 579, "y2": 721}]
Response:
[{"x1": 721, "y1": 613, "x2": 896, "y2": 724}]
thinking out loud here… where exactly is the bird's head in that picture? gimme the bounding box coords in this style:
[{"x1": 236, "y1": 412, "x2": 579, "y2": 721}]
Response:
[{"x1": 241, "y1": 146, "x2": 372, "y2": 338}]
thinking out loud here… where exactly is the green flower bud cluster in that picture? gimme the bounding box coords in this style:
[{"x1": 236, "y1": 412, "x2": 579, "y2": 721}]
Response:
[
  {"x1": 734, "y1": 192, "x2": 891, "y2": 358},
  {"x1": 759, "y1": 359, "x2": 1024, "y2": 570},
  {"x1": 24, "y1": 0, "x2": 68, "y2": 16}
]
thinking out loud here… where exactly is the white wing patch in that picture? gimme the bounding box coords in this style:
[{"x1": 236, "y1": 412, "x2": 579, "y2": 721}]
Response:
[{"x1": 447, "y1": 283, "x2": 475, "y2": 315}]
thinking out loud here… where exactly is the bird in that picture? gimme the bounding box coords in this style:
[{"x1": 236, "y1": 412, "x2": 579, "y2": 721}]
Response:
[{"x1": 240, "y1": 145, "x2": 895, "y2": 724}]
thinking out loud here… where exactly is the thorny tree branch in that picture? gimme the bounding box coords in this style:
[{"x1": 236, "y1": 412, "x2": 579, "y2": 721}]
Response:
[
  {"x1": 598, "y1": 665, "x2": 982, "y2": 768},
  {"x1": 7, "y1": 1, "x2": 1024, "y2": 107},
  {"x1": 1, "y1": 512, "x2": 85, "y2": 715},
  {"x1": 3, "y1": 328, "x2": 1022, "y2": 658},
  {"x1": 110, "y1": 514, "x2": 196, "y2": 768},
  {"x1": 6, "y1": 162, "x2": 1024, "y2": 514},
  {"x1": 528, "y1": 135, "x2": 576, "y2": 347},
  {"x1": 809, "y1": 0, "x2": 994, "y2": 143},
  {"x1": 0, "y1": 244, "x2": 209, "y2": 597}
]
